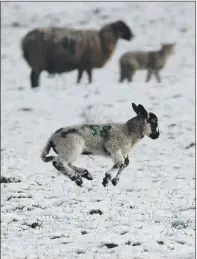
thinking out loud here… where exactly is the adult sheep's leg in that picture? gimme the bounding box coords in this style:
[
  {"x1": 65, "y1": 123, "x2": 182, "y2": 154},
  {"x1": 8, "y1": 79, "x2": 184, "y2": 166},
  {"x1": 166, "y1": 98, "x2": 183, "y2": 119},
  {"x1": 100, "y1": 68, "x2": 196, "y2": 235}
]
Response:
[
  {"x1": 86, "y1": 68, "x2": 92, "y2": 83},
  {"x1": 77, "y1": 69, "x2": 84, "y2": 84},
  {"x1": 102, "y1": 150, "x2": 125, "y2": 187},
  {"x1": 30, "y1": 69, "x2": 41, "y2": 88},
  {"x1": 68, "y1": 164, "x2": 93, "y2": 180},
  {"x1": 119, "y1": 68, "x2": 125, "y2": 83},
  {"x1": 128, "y1": 76, "x2": 132, "y2": 82},
  {"x1": 127, "y1": 71, "x2": 135, "y2": 82},
  {"x1": 111, "y1": 156, "x2": 129, "y2": 186},
  {"x1": 52, "y1": 156, "x2": 83, "y2": 186}
]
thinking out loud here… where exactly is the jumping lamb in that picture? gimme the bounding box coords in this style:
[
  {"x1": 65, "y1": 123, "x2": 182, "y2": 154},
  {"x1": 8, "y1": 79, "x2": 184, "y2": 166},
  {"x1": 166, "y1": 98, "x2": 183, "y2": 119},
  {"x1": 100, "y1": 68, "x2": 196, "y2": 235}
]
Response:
[
  {"x1": 21, "y1": 20, "x2": 134, "y2": 88},
  {"x1": 119, "y1": 43, "x2": 175, "y2": 83},
  {"x1": 41, "y1": 103, "x2": 160, "y2": 187}
]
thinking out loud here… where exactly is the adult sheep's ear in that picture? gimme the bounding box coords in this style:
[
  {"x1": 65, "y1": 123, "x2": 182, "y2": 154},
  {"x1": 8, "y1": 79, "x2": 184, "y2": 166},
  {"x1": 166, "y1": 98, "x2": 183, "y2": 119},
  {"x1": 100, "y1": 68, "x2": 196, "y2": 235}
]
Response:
[
  {"x1": 111, "y1": 20, "x2": 132, "y2": 41},
  {"x1": 132, "y1": 103, "x2": 139, "y2": 115},
  {"x1": 138, "y1": 104, "x2": 148, "y2": 118}
]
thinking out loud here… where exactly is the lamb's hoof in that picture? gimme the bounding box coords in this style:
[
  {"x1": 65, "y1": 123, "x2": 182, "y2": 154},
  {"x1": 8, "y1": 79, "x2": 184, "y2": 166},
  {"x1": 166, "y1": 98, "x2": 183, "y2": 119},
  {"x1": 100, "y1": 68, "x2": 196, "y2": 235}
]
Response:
[
  {"x1": 102, "y1": 178, "x2": 108, "y2": 187},
  {"x1": 111, "y1": 178, "x2": 118, "y2": 186},
  {"x1": 82, "y1": 170, "x2": 93, "y2": 180},
  {"x1": 102, "y1": 173, "x2": 111, "y2": 187},
  {"x1": 72, "y1": 176, "x2": 83, "y2": 187}
]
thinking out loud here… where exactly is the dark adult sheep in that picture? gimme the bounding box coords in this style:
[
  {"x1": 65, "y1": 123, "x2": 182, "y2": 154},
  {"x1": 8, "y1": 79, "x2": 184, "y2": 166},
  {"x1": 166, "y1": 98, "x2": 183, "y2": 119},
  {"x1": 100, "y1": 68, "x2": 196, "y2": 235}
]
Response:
[{"x1": 21, "y1": 21, "x2": 134, "y2": 88}]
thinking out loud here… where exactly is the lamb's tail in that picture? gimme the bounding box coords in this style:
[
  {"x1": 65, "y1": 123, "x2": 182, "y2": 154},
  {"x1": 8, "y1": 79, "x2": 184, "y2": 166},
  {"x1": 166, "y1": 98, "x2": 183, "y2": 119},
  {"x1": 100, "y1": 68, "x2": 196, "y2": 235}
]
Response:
[{"x1": 41, "y1": 140, "x2": 55, "y2": 162}]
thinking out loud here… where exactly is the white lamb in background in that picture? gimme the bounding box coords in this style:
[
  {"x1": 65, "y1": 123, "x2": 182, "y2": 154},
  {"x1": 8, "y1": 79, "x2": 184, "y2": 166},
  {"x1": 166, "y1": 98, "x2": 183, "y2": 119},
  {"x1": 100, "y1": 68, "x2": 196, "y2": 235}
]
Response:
[{"x1": 41, "y1": 103, "x2": 160, "y2": 187}]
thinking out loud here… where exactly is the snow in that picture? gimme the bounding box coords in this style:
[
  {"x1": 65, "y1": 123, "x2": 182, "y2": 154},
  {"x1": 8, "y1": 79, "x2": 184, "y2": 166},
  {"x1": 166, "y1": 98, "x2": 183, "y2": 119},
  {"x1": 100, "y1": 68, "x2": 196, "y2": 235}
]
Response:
[{"x1": 1, "y1": 2, "x2": 195, "y2": 259}]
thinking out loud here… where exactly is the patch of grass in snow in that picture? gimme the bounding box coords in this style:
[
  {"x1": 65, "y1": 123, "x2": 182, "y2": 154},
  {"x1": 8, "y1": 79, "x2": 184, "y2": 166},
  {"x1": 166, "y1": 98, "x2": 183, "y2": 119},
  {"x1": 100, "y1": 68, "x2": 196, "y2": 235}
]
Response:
[
  {"x1": 7, "y1": 194, "x2": 32, "y2": 201},
  {"x1": 0, "y1": 176, "x2": 21, "y2": 183},
  {"x1": 176, "y1": 240, "x2": 186, "y2": 245},
  {"x1": 120, "y1": 230, "x2": 128, "y2": 235},
  {"x1": 157, "y1": 240, "x2": 164, "y2": 245},
  {"x1": 171, "y1": 218, "x2": 189, "y2": 229},
  {"x1": 32, "y1": 204, "x2": 46, "y2": 209},
  {"x1": 81, "y1": 230, "x2": 88, "y2": 235},
  {"x1": 185, "y1": 142, "x2": 195, "y2": 149},
  {"x1": 25, "y1": 222, "x2": 41, "y2": 229},
  {"x1": 19, "y1": 107, "x2": 33, "y2": 112},
  {"x1": 76, "y1": 249, "x2": 86, "y2": 254},
  {"x1": 89, "y1": 209, "x2": 103, "y2": 215},
  {"x1": 125, "y1": 240, "x2": 142, "y2": 246},
  {"x1": 50, "y1": 235, "x2": 64, "y2": 240},
  {"x1": 102, "y1": 243, "x2": 118, "y2": 249}
]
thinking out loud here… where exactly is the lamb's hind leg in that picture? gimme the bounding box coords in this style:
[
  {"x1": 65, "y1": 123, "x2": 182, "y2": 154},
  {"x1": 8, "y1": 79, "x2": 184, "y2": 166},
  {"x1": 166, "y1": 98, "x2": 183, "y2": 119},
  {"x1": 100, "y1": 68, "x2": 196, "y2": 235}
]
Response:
[
  {"x1": 146, "y1": 69, "x2": 152, "y2": 82},
  {"x1": 68, "y1": 164, "x2": 93, "y2": 180},
  {"x1": 52, "y1": 156, "x2": 83, "y2": 186},
  {"x1": 111, "y1": 156, "x2": 129, "y2": 186}
]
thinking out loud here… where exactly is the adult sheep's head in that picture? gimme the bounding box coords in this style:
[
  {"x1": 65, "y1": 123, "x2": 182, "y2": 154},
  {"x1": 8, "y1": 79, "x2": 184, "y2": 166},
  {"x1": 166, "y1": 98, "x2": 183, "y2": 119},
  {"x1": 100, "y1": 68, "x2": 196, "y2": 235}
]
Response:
[{"x1": 111, "y1": 20, "x2": 134, "y2": 41}]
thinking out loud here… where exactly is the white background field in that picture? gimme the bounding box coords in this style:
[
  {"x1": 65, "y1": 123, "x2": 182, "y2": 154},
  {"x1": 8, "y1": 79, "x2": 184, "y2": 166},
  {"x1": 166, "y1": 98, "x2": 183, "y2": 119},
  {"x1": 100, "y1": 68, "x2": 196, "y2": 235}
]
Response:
[{"x1": 1, "y1": 2, "x2": 195, "y2": 259}]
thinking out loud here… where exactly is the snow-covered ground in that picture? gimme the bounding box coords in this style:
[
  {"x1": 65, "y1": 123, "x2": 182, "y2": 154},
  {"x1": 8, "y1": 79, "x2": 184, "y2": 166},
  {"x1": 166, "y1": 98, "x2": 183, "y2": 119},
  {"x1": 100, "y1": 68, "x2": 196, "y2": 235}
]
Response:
[{"x1": 1, "y1": 2, "x2": 195, "y2": 259}]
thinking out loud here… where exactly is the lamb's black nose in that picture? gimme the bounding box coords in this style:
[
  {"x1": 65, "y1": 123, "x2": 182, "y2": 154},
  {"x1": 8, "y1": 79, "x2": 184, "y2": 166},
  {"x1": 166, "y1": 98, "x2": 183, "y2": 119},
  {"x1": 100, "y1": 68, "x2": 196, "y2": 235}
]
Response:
[{"x1": 150, "y1": 128, "x2": 160, "y2": 140}]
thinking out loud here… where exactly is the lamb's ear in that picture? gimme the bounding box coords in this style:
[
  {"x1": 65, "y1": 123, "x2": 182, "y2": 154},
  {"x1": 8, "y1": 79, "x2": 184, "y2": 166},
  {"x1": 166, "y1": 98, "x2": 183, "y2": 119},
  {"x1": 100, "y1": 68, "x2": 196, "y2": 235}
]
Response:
[
  {"x1": 132, "y1": 103, "x2": 139, "y2": 115},
  {"x1": 138, "y1": 104, "x2": 148, "y2": 118}
]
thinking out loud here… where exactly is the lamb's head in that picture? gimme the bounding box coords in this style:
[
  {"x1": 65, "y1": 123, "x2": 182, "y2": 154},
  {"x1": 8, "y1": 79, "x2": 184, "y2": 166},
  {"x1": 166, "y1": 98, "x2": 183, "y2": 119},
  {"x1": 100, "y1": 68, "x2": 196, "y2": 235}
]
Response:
[
  {"x1": 132, "y1": 103, "x2": 160, "y2": 140},
  {"x1": 161, "y1": 43, "x2": 176, "y2": 56},
  {"x1": 111, "y1": 20, "x2": 134, "y2": 41}
]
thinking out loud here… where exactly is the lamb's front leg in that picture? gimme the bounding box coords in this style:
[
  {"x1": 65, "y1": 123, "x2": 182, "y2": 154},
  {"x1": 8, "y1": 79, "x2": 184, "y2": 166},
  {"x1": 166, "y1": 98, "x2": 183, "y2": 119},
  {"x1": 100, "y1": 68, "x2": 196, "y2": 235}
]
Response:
[
  {"x1": 111, "y1": 155, "x2": 129, "y2": 186},
  {"x1": 102, "y1": 150, "x2": 125, "y2": 187},
  {"x1": 146, "y1": 69, "x2": 152, "y2": 82}
]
